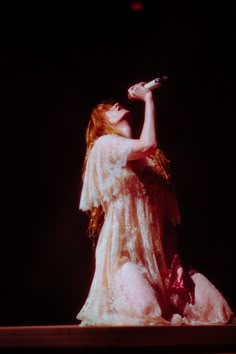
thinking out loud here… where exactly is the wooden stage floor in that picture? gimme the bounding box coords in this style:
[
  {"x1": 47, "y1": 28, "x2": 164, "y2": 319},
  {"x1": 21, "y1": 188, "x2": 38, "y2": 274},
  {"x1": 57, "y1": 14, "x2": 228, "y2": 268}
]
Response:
[{"x1": 0, "y1": 320, "x2": 236, "y2": 353}]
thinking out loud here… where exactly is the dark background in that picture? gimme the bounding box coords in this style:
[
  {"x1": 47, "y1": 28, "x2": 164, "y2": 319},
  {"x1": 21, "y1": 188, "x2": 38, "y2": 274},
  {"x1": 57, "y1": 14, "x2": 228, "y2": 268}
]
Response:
[{"x1": 1, "y1": 1, "x2": 235, "y2": 325}]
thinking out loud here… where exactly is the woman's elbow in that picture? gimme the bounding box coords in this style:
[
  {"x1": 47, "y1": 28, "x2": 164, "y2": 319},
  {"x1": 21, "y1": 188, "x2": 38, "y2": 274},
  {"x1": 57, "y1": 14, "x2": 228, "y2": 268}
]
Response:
[
  {"x1": 145, "y1": 143, "x2": 157, "y2": 154},
  {"x1": 128, "y1": 140, "x2": 158, "y2": 160}
]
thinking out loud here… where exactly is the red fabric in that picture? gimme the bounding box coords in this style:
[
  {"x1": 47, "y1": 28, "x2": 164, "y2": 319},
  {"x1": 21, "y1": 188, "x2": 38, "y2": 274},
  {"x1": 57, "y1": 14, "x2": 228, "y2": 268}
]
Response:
[{"x1": 165, "y1": 254, "x2": 195, "y2": 315}]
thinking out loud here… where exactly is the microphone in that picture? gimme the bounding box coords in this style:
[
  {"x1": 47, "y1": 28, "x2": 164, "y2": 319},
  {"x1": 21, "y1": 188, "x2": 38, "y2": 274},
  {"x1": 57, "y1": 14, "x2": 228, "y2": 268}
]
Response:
[{"x1": 144, "y1": 76, "x2": 168, "y2": 90}]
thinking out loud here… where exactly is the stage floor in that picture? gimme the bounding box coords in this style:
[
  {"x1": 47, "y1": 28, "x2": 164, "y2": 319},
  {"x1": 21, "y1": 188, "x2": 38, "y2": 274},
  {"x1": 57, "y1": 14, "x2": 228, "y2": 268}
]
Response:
[{"x1": 0, "y1": 320, "x2": 236, "y2": 353}]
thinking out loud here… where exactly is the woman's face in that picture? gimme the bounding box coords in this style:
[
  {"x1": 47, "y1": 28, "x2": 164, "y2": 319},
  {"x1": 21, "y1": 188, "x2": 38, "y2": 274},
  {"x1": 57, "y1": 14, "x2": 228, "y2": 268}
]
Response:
[{"x1": 105, "y1": 103, "x2": 132, "y2": 137}]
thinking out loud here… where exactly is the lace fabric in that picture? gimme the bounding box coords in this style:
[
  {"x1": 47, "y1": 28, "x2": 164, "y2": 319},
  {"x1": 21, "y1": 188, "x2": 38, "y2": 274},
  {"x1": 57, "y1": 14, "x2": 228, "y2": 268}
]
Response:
[{"x1": 77, "y1": 134, "x2": 233, "y2": 326}]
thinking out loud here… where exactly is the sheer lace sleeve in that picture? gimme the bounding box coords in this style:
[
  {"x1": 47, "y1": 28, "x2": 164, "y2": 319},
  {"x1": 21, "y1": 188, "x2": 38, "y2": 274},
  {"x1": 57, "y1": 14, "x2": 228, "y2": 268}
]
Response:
[{"x1": 79, "y1": 134, "x2": 134, "y2": 211}]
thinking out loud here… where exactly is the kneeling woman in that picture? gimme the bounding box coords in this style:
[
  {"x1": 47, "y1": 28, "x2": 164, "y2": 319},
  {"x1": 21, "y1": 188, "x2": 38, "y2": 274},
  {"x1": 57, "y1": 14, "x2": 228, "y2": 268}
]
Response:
[{"x1": 77, "y1": 82, "x2": 233, "y2": 326}]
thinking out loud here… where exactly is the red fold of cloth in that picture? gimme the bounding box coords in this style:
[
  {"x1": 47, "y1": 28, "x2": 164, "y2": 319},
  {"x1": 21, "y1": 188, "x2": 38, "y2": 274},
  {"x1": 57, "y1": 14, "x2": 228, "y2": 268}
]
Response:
[{"x1": 165, "y1": 253, "x2": 195, "y2": 315}]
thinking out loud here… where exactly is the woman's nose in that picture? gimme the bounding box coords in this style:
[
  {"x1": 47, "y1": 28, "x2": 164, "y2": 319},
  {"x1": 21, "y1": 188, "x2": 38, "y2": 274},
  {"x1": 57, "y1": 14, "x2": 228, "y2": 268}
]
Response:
[{"x1": 114, "y1": 102, "x2": 119, "y2": 109}]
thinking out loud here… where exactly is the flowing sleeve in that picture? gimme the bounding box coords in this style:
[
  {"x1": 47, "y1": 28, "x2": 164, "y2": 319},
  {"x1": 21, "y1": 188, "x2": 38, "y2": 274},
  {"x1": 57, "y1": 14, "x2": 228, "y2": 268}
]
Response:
[{"x1": 79, "y1": 134, "x2": 134, "y2": 211}]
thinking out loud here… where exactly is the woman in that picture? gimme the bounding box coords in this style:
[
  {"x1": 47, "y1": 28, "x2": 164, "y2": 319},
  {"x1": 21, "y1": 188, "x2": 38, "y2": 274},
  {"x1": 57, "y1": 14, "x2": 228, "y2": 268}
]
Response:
[{"x1": 77, "y1": 82, "x2": 233, "y2": 326}]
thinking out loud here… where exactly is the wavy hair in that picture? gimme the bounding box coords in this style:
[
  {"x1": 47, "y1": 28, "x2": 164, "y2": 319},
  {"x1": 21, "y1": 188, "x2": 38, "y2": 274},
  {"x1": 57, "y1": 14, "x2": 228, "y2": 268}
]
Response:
[{"x1": 82, "y1": 102, "x2": 123, "y2": 249}]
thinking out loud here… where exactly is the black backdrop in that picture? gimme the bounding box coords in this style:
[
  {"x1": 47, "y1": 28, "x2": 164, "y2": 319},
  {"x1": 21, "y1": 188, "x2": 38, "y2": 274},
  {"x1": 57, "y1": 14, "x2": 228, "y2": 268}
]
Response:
[{"x1": 1, "y1": 1, "x2": 235, "y2": 325}]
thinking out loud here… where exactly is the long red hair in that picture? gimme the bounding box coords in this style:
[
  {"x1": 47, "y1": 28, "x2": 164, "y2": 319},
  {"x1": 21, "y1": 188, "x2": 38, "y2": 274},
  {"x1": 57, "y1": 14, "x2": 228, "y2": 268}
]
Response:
[{"x1": 82, "y1": 103, "x2": 123, "y2": 247}]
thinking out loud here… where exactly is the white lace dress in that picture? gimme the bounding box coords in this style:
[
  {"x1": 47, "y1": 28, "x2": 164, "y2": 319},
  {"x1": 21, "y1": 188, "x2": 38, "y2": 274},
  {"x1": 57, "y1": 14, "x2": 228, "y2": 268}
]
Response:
[{"x1": 77, "y1": 134, "x2": 233, "y2": 326}]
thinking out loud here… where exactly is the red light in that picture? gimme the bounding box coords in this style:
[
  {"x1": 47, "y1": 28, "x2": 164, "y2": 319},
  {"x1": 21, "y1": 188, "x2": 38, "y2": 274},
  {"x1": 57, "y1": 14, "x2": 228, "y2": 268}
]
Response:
[{"x1": 130, "y1": 1, "x2": 144, "y2": 12}]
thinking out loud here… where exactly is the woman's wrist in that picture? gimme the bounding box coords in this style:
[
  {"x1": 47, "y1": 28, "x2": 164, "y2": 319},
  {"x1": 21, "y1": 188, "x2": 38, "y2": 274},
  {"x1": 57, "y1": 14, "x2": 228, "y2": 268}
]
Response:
[{"x1": 144, "y1": 91, "x2": 153, "y2": 102}]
